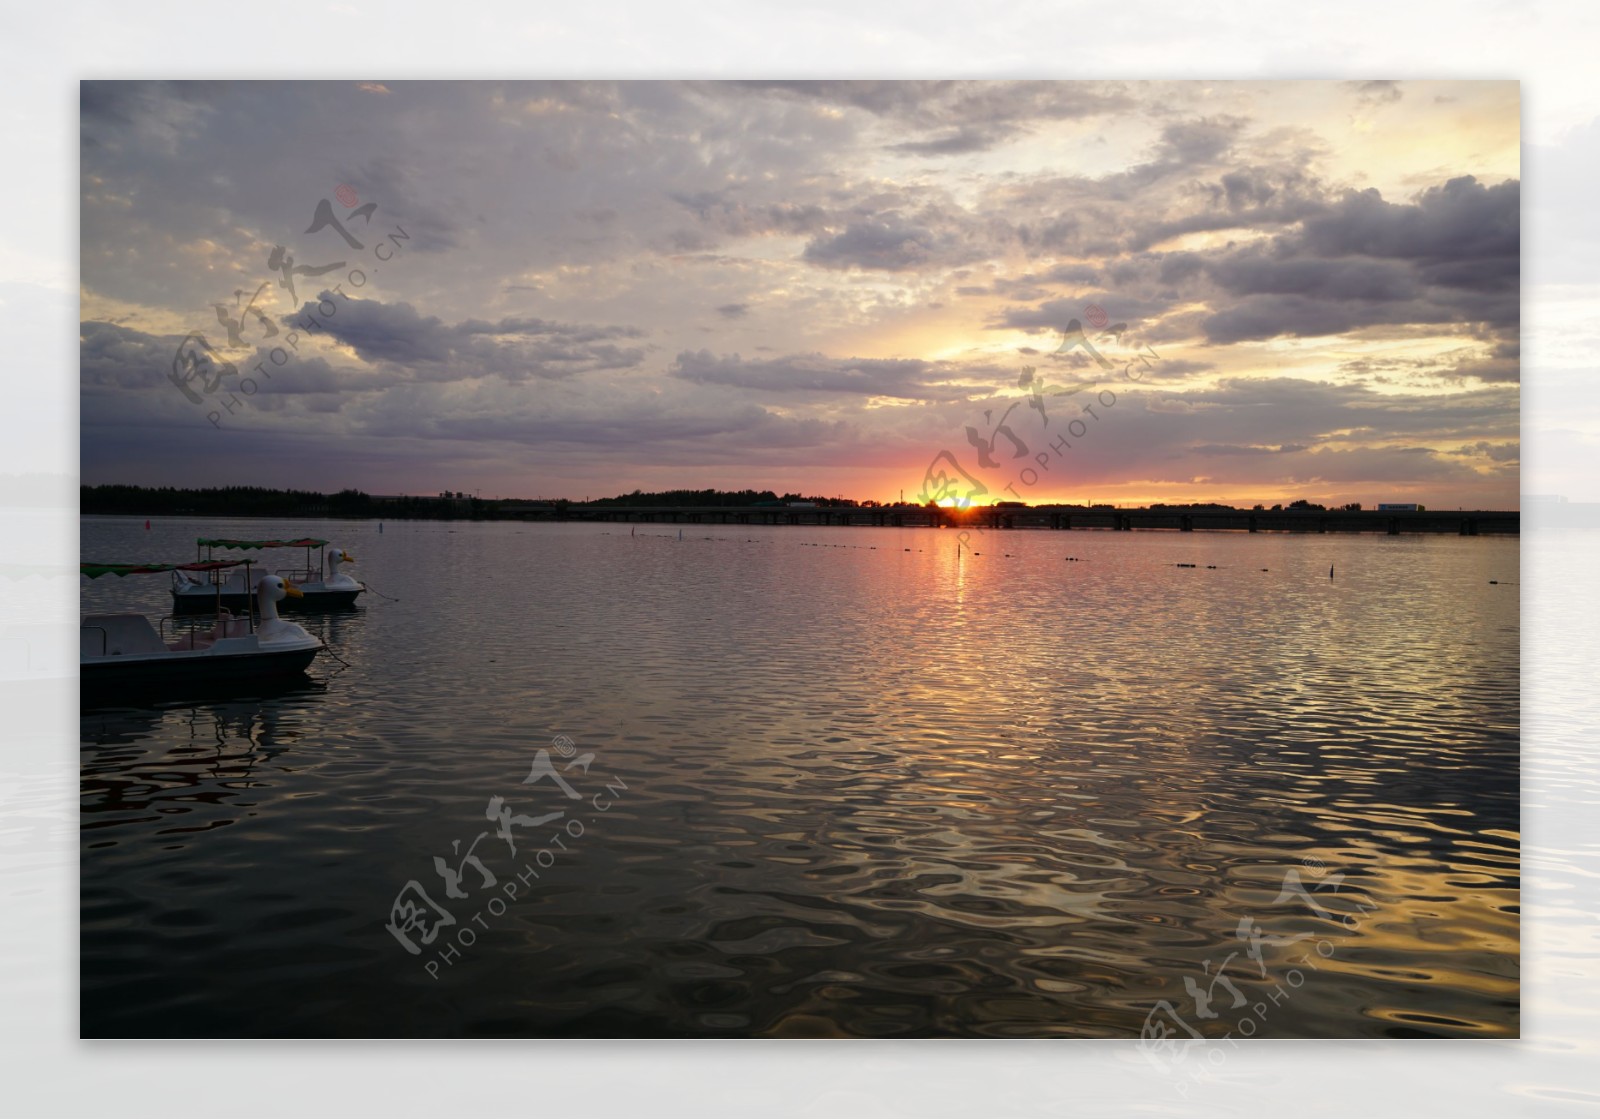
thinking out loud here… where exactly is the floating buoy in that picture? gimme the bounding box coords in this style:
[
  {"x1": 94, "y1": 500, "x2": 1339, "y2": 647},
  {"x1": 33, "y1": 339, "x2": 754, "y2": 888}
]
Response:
[
  {"x1": 1329, "y1": 564, "x2": 1335, "y2": 579},
  {"x1": 144, "y1": 520, "x2": 150, "y2": 530}
]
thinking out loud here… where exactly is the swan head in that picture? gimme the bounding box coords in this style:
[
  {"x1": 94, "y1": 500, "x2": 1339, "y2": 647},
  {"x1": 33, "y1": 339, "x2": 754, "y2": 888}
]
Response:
[{"x1": 256, "y1": 574, "x2": 303, "y2": 603}]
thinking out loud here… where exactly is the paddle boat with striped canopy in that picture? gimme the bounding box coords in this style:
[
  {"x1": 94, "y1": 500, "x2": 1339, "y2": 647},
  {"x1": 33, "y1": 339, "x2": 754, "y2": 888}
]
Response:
[
  {"x1": 170, "y1": 537, "x2": 365, "y2": 613},
  {"x1": 83, "y1": 560, "x2": 324, "y2": 698}
]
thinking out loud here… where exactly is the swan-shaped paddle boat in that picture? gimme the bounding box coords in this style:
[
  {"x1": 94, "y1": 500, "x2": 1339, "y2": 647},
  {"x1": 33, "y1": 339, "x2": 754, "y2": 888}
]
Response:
[
  {"x1": 171, "y1": 537, "x2": 365, "y2": 612},
  {"x1": 83, "y1": 567, "x2": 325, "y2": 698}
]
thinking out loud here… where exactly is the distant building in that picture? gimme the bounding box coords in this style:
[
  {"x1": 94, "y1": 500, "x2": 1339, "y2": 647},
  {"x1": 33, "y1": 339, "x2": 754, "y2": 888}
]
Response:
[{"x1": 1376, "y1": 503, "x2": 1421, "y2": 511}]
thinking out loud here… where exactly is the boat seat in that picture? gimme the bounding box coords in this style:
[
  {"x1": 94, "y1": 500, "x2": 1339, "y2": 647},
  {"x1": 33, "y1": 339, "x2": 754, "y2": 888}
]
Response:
[
  {"x1": 81, "y1": 614, "x2": 168, "y2": 657},
  {"x1": 211, "y1": 614, "x2": 252, "y2": 639},
  {"x1": 168, "y1": 633, "x2": 216, "y2": 652}
]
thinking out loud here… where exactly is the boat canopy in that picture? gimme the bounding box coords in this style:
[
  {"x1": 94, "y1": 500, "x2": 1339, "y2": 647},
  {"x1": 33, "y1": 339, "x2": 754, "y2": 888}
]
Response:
[
  {"x1": 196, "y1": 537, "x2": 328, "y2": 550},
  {"x1": 81, "y1": 559, "x2": 249, "y2": 579}
]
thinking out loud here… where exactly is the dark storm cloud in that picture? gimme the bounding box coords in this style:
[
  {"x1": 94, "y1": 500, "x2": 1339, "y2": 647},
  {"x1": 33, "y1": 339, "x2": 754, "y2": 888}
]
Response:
[
  {"x1": 1300, "y1": 176, "x2": 1518, "y2": 265},
  {"x1": 80, "y1": 320, "x2": 178, "y2": 391},
  {"x1": 82, "y1": 318, "x2": 374, "y2": 404},
  {"x1": 1198, "y1": 176, "x2": 1520, "y2": 345},
  {"x1": 287, "y1": 294, "x2": 648, "y2": 381},
  {"x1": 80, "y1": 321, "x2": 870, "y2": 480},
  {"x1": 1206, "y1": 252, "x2": 1420, "y2": 302}
]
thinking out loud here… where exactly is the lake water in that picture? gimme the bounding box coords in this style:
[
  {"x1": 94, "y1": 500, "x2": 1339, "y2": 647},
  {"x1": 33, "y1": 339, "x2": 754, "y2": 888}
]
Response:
[{"x1": 79, "y1": 516, "x2": 1519, "y2": 1039}]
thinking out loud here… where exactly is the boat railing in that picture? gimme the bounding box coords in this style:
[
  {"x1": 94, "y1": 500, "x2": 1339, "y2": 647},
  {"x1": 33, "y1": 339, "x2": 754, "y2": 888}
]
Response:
[
  {"x1": 160, "y1": 614, "x2": 205, "y2": 645},
  {"x1": 275, "y1": 567, "x2": 319, "y2": 583},
  {"x1": 159, "y1": 610, "x2": 252, "y2": 645},
  {"x1": 81, "y1": 625, "x2": 107, "y2": 656}
]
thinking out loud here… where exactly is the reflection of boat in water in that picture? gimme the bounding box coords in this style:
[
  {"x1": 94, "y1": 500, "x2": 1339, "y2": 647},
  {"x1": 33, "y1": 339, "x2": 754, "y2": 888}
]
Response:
[
  {"x1": 82, "y1": 561, "x2": 324, "y2": 702},
  {"x1": 81, "y1": 666, "x2": 329, "y2": 715},
  {"x1": 171, "y1": 537, "x2": 364, "y2": 613}
]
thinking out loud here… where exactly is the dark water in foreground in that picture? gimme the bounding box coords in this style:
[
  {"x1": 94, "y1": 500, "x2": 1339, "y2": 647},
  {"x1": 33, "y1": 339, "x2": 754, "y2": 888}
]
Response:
[{"x1": 79, "y1": 517, "x2": 1518, "y2": 1038}]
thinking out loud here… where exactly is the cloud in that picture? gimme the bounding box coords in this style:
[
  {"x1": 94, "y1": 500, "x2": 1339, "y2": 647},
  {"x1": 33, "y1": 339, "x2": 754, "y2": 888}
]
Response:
[
  {"x1": 733, "y1": 80, "x2": 1135, "y2": 155},
  {"x1": 667, "y1": 191, "x2": 830, "y2": 239},
  {"x1": 286, "y1": 294, "x2": 649, "y2": 381},
  {"x1": 1198, "y1": 176, "x2": 1520, "y2": 344},
  {"x1": 1301, "y1": 176, "x2": 1518, "y2": 266},
  {"x1": 802, "y1": 214, "x2": 987, "y2": 272},
  {"x1": 80, "y1": 319, "x2": 181, "y2": 392},
  {"x1": 906, "y1": 374, "x2": 1518, "y2": 499},
  {"x1": 670, "y1": 349, "x2": 982, "y2": 401},
  {"x1": 1347, "y1": 80, "x2": 1404, "y2": 108},
  {"x1": 75, "y1": 80, "x2": 1521, "y2": 505}
]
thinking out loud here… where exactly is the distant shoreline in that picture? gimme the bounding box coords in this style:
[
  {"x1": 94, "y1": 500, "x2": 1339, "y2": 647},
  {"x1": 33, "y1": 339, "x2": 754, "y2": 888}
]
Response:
[{"x1": 79, "y1": 507, "x2": 1531, "y2": 535}]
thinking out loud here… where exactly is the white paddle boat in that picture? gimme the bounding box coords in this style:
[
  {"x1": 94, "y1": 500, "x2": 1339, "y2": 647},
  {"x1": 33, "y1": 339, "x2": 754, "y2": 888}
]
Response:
[
  {"x1": 83, "y1": 562, "x2": 325, "y2": 698},
  {"x1": 171, "y1": 537, "x2": 365, "y2": 613}
]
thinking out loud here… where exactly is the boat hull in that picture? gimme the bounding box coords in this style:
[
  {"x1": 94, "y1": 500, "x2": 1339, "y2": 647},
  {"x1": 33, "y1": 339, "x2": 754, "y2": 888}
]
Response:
[
  {"x1": 82, "y1": 644, "x2": 322, "y2": 702},
  {"x1": 171, "y1": 588, "x2": 362, "y2": 614}
]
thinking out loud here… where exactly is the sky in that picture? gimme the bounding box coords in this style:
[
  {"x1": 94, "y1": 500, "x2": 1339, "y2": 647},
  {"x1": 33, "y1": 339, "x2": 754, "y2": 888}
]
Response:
[{"x1": 79, "y1": 79, "x2": 1522, "y2": 507}]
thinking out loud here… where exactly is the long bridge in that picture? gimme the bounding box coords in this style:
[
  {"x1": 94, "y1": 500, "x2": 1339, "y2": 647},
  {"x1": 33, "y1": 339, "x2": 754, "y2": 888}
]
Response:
[{"x1": 497, "y1": 503, "x2": 1519, "y2": 536}]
